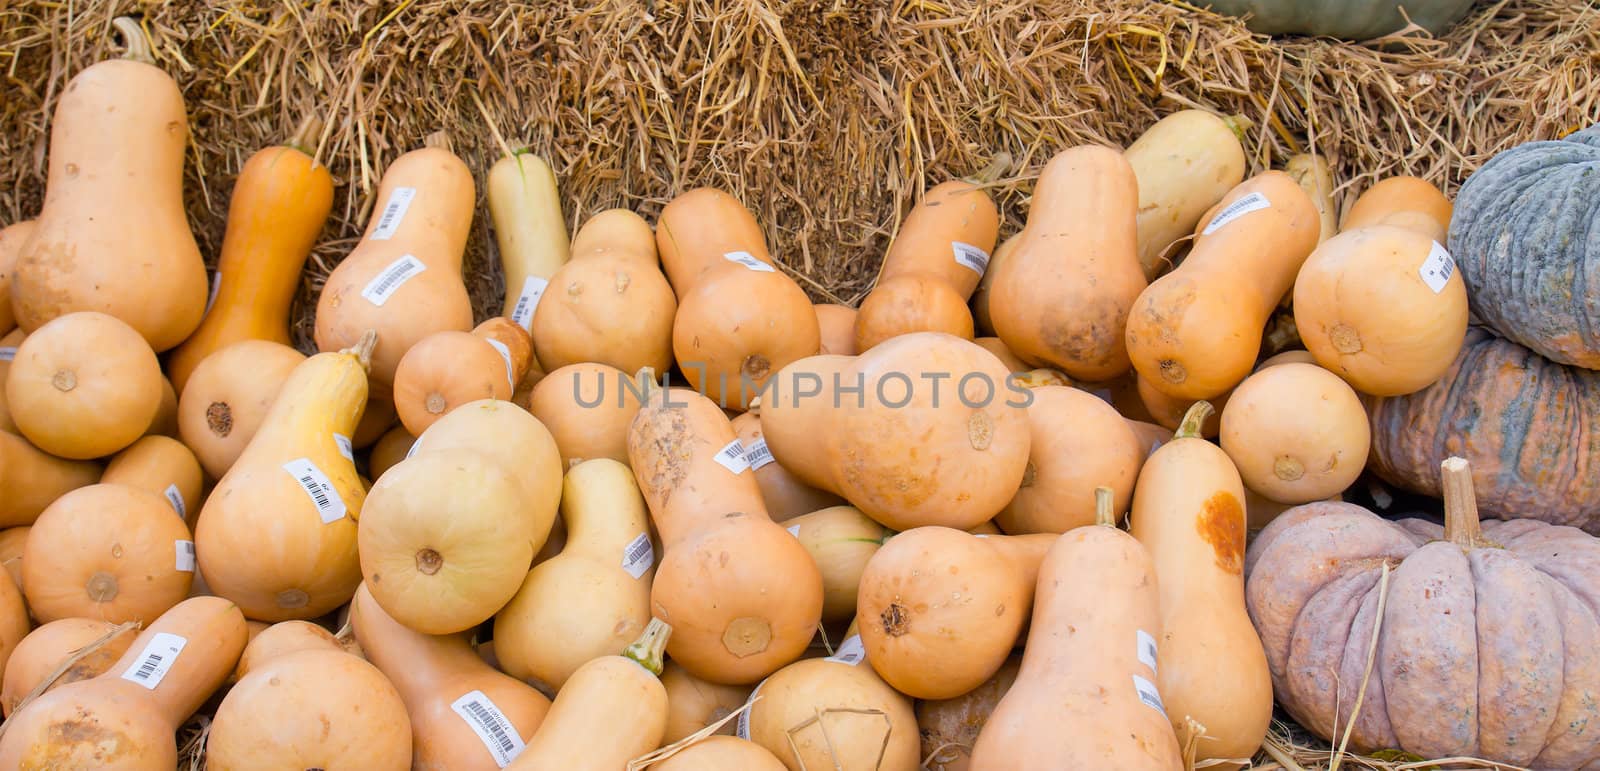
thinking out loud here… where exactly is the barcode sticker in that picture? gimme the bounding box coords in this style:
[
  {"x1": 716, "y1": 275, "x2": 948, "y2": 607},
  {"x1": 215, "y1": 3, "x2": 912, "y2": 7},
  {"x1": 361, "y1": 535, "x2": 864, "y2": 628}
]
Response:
[
  {"x1": 281, "y1": 458, "x2": 348, "y2": 523},
  {"x1": 361, "y1": 254, "x2": 427, "y2": 307},
  {"x1": 786, "y1": 525, "x2": 800, "y2": 538},
  {"x1": 826, "y1": 635, "x2": 866, "y2": 666},
  {"x1": 621, "y1": 532, "x2": 654, "y2": 579},
  {"x1": 1133, "y1": 674, "x2": 1166, "y2": 716},
  {"x1": 163, "y1": 483, "x2": 186, "y2": 518},
  {"x1": 509, "y1": 276, "x2": 549, "y2": 332},
  {"x1": 121, "y1": 632, "x2": 186, "y2": 690},
  {"x1": 1202, "y1": 192, "x2": 1271, "y2": 235},
  {"x1": 370, "y1": 187, "x2": 417, "y2": 241},
  {"x1": 736, "y1": 678, "x2": 766, "y2": 740},
  {"x1": 450, "y1": 690, "x2": 526, "y2": 768},
  {"x1": 723, "y1": 251, "x2": 776, "y2": 273},
  {"x1": 485, "y1": 338, "x2": 516, "y2": 389},
  {"x1": 952, "y1": 241, "x2": 991, "y2": 275},
  {"x1": 1419, "y1": 241, "x2": 1456, "y2": 294},
  {"x1": 0, "y1": 347, "x2": 15, "y2": 362},
  {"x1": 744, "y1": 438, "x2": 776, "y2": 470},
  {"x1": 1137, "y1": 629, "x2": 1158, "y2": 674},
  {"x1": 335, "y1": 433, "x2": 354, "y2": 462},
  {"x1": 713, "y1": 439, "x2": 750, "y2": 474},
  {"x1": 205, "y1": 272, "x2": 222, "y2": 315},
  {"x1": 175, "y1": 540, "x2": 196, "y2": 572}
]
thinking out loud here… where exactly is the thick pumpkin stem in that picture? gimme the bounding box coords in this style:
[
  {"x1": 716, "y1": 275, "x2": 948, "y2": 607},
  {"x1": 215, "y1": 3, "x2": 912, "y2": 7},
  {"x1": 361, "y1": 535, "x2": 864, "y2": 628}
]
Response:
[
  {"x1": 424, "y1": 131, "x2": 453, "y2": 152},
  {"x1": 342, "y1": 330, "x2": 378, "y2": 371},
  {"x1": 286, "y1": 114, "x2": 324, "y2": 156},
  {"x1": 1174, "y1": 401, "x2": 1214, "y2": 440},
  {"x1": 965, "y1": 152, "x2": 1012, "y2": 186},
  {"x1": 1094, "y1": 486, "x2": 1115, "y2": 528},
  {"x1": 624, "y1": 618, "x2": 672, "y2": 676},
  {"x1": 112, "y1": 17, "x2": 156, "y2": 66},
  {"x1": 1440, "y1": 456, "x2": 1485, "y2": 549}
]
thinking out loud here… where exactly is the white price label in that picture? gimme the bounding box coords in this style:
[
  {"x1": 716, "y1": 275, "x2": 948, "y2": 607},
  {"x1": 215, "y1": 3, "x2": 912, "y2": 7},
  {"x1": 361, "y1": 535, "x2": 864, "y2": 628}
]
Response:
[
  {"x1": 713, "y1": 439, "x2": 750, "y2": 474},
  {"x1": 282, "y1": 458, "x2": 348, "y2": 523},
  {"x1": 370, "y1": 187, "x2": 417, "y2": 241},
  {"x1": 175, "y1": 540, "x2": 196, "y2": 572},
  {"x1": 825, "y1": 635, "x2": 866, "y2": 666},
  {"x1": 361, "y1": 254, "x2": 427, "y2": 307},
  {"x1": 334, "y1": 433, "x2": 354, "y2": 462},
  {"x1": 621, "y1": 532, "x2": 654, "y2": 580},
  {"x1": 0, "y1": 347, "x2": 15, "y2": 362},
  {"x1": 786, "y1": 525, "x2": 801, "y2": 537},
  {"x1": 1137, "y1": 629, "x2": 1158, "y2": 674},
  {"x1": 744, "y1": 437, "x2": 776, "y2": 470},
  {"x1": 736, "y1": 678, "x2": 766, "y2": 740},
  {"x1": 723, "y1": 251, "x2": 776, "y2": 273},
  {"x1": 952, "y1": 241, "x2": 990, "y2": 275},
  {"x1": 485, "y1": 338, "x2": 516, "y2": 389},
  {"x1": 1133, "y1": 674, "x2": 1167, "y2": 716},
  {"x1": 121, "y1": 633, "x2": 187, "y2": 690},
  {"x1": 450, "y1": 690, "x2": 526, "y2": 768},
  {"x1": 1419, "y1": 241, "x2": 1456, "y2": 294},
  {"x1": 1202, "y1": 192, "x2": 1271, "y2": 235},
  {"x1": 509, "y1": 276, "x2": 548, "y2": 332},
  {"x1": 205, "y1": 271, "x2": 222, "y2": 315},
  {"x1": 163, "y1": 483, "x2": 186, "y2": 518}
]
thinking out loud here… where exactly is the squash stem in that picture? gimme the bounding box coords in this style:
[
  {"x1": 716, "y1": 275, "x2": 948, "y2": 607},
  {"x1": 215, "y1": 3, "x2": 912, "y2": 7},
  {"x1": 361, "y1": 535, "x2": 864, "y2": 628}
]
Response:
[
  {"x1": 423, "y1": 130, "x2": 452, "y2": 152},
  {"x1": 1440, "y1": 456, "x2": 1484, "y2": 549},
  {"x1": 112, "y1": 17, "x2": 156, "y2": 65},
  {"x1": 286, "y1": 114, "x2": 324, "y2": 156},
  {"x1": 1222, "y1": 114, "x2": 1255, "y2": 144},
  {"x1": 1174, "y1": 400, "x2": 1214, "y2": 440},
  {"x1": 1094, "y1": 486, "x2": 1115, "y2": 528},
  {"x1": 342, "y1": 330, "x2": 378, "y2": 372},
  {"x1": 965, "y1": 152, "x2": 1012, "y2": 186},
  {"x1": 624, "y1": 618, "x2": 672, "y2": 676}
]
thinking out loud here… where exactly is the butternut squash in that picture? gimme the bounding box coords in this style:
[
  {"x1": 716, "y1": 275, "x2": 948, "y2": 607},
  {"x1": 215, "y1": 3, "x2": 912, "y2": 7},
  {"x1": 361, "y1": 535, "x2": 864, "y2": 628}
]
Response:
[
  {"x1": 997, "y1": 386, "x2": 1142, "y2": 534},
  {"x1": 0, "y1": 526, "x2": 27, "y2": 591},
  {"x1": 1126, "y1": 172, "x2": 1322, "y2": 400},
  {"x1": 1, "y1": 618, "x2": 134, "y2": 717},
  {"x1": 393, "y1": 319, "x2": 531, "y2": 436},
  {"x1": 919, "y1": 655, "x2": 1022, "y2": 771},
  {"x1": 654, "y1": 736, "x2": 787, "y2": 771},
  {"x1": 1342, "y1": 175, "x2": 1453, "y2": 244},
  {"x1": 1126, "y1": 111, "x2": 1250, "y2": 280},
  {"x1": 0, "y1": 220, "x2": 36, "y2": 336},
  {"x1": 368, "y1": 424, "x2": 415, "y2": 480},
  {"x1": 855, "y1": 273, "x2": 976, "y2": 351},
  {"x1": 528, "y1": 362, "x2": 651, "y2": 468},
  {"x1": 0, "y1": 327, "x2": 24, "y2": 435},
  {"x1": 505, "y1": 619, "x2": 672, "y2": 769},
  {"x1": 970, "y1": 234, "x2": 1017, "y2": 337},
  {"x1": 628, "y1": 387, "x2": 823, "y2": 684},
  {"x1": 195, "y1": 333, "x2": 374, "y2": 621},
  {"x1": 231, "y1": 620, "x2": 339, "y2": 680},
  {"x1": 661, "y1": 661, "x2": 753, "y2": 743},
  {"x1": 1220, "y1": 362, "x2": 1370, "y2": 504},
  {"x1": 1127, "y1": 419, "x2": 1171, "y2": 461},
  {"x1": 1130, "y1": 403, "x2": 1272, "y2": 766},
  {"x1": 656, "y1": 188, "x2": 820, "y2": 410},
  {"x1": 0, "y1": 431, "x2": 101, "y2": 528},
  {"x1": 315, "y1": 135, "x2": 475, "y2": 391},
  {"x1": 406, "y1": 398, "x2": 563, "y2": 544},
  {"x1": 814, "y1": 303, "x2": 858, "y2": 356},
  {"x1": 731, "y1": 404, "x2": 844, "y2": 521},
  {"x1": 489, "y1": 149, "x2": 570, "y2": 329},
  {"x1": 494, "y1": 458, "x2": 654, "y2": 691},
  {"x1": 0, "y1": 595, "x2": 249, "y2": 770},
  {"x1": 164, "y1": 116, "x2": 333, "y2": 391},
  {"x1": 351, "y1": 582, "x2": 551, "y2": 770},
  {"x1": 176, "y1": 339, "x2": 306, "y2": 479},
  {"x1": 208, "y1": 619, "x2": 412, "y2": 771},
  {"x1": 532, "y1": 209, "x2": 675, "y2": 375},
  {"x1": 1287, "y1": 153, "x2": 1338, "y2": 246},
  {"x1": 9, "y1": 19, "x2": 207, "y2": 352},
  {"x1": 0, "y1": 570, "x2": 28, "y2": 692},
  {"x1": 783, "y1": 506, "x2": 887, "y2": 622},
  {"x1": 1136, "y1": 372, "x2": 1229, "y2": 438},
  {"x1": 989, "y1": 145, "x2": 1148, "y2": 381},
  {"x1": 143, "y1": 376, "x2": 179, "y2": 439},
  {"x1": 102, "y1": 435, "x2": 202, "y2": 529},
  {"x1": 742, "y1": 649, "x2": 921, "y2": 771},
  {"x1": 7, "y1": 311, "x2": 161, "y2": 459},
  {"x1": 969, "y1": 490, "x2": 1182, "y2": 769},
  {"x1": 856, "y1": 527, "x2": 1053, "y2": 699}
]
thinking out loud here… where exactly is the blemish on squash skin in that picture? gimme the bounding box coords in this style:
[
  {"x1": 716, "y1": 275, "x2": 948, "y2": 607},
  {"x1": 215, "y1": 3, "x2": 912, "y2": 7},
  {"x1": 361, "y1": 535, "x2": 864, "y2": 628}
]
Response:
[{"x1": 1197, "y1": 492, "x2": 1245, "y2": 574}]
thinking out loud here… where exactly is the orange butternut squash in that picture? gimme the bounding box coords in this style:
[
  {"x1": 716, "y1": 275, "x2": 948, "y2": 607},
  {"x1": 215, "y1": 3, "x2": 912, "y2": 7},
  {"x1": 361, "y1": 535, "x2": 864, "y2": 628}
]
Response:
[
  {"x1": 176, "y1": 339, "x2": 306, "y2": 479},
  {"x1": 1286, "y1": 153, "x2": 1339, "y2": 246},
  {"x1": 102, "y1": 435, "x2": 202, "y2": 529},
  {"x1": 231, "y1": 620, "x2": 339, "y2": 680},
  {"x1": 1126, "y1": 111, "x2": 1250, "y2": 280},
  {"x1": 7, "y1": 311, "x2": 162, "y2": 459},
  {"x1": 973, "y1": 335, "x2": 1030, "y2": 372},
  {"x1": 0, "y1": 220, "x2": 36, "y2": 335},
  {"x1": 0, "y1": 570, "x2": 28, "y2": 692},
  {"x1": 352, "y1": 394, "x2": 399, "y2": 450},
  {"x1": 488, "y1": 149, "x2": 570, "y2": 330},
  {"x1": 393, "y1": 318, "x2": 532, "y2": 436},
  {"x1": 164, "y1": 116, "x2": 333, "y2": 392},
  {"x1": 814, "y1": 303, "x2": 858, "y2": 356},
  {"x1": 970, "y1": 234, "x2": 1017, "y2": 337},
  {"x1": 405, "y1": 398, "x2": 562, "y2": 537},
  {"x1": 661, "y1": 660, "x2": 754, "y2": 743},
  {"x1": 1220, "y1": 362, "x2": 1370, "y2": 504},
  {"x1": 528, "y1": 362, "x2": 651, "y2": 468},
  {"x1": 742, "y1": 649, "x2": 921, "y2": 771},
  {"x1": 731, "y1": 404, "x2": 844, "y2": 521},
  {"x1": 143, "y1": 376, "x2": 179, "y2": 439},
  {"x1": 997, "y1": 385, "x2": 1142, "y2": 534},
  {"x1": 368, "y1": 424, "x2": 415, "y2": 480},
  {"x1": 1, "y1": 618, "x2": 134, "y2": 717},
  {"x1": 9, "y1": 19, "x2": 207, "y2": 352},
  {"x1": 0, "y1": 431, "x2": 101, "y2": 528},
  {"x1": 1342, "y1": 175, "x2": 1453, "y2": 243},
  {"x1": 855, "y1": 272, "x2": 975, "y2": 351}
]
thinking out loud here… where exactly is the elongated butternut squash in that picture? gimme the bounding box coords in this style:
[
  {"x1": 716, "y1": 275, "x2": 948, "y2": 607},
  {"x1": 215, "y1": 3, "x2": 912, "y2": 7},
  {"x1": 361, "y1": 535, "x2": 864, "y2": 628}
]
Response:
[
  {"x1": 0, "y1": 596, "x2": 249, "y2": 770},
  {"x1": 490, "y1": 149, "x2": 570, "y2": 330},
  {"x1": 628, "y1": 387, "x2": 823, "y2": 684},
  {"x1": 656, "y1": 188, "x2": 820, "y2": 410},
  {"x1": 997, "y1": 386, "x2": 1142, "y2": 534},
  {"x1": 165, "y1": 116, "x2": 333, "y2": 392},
  {"x1": 1341, "y1": 175, "x2": 1452, "y2": 243},
  {"x1": 743, "y1": 647, "x2": 922, "y2": 771},
  {"x1": 351, "y1": 583, "x2": 550, "y2": 771},
  {"x1": 0, "y1": 431, "x2": 101, "y2": 528},
  {"x1": 7, "y1": 311, "x2": 162, "y2": 459},
  {"x1": 494, "y1": 459, "x2": 655, "y2": 691},
  {"x1": 506, "y1": 619, "x2": 671, "y2": 769},
  {"x1": 405, "y1": 398, "x2": 563, "y2": 543},
  {"x1": 969, "y1": 490, "x2": 1182, "y2": 770},
  {"x1": 532, "y1": 209, "x2": 675, "y2": 375},
  {"x1": 814, "y1": 303, "x2": 858, "y2": 356},
  {"x1": 9, "y1": 19, "x2": 207, "y2": 352},
  {"x1": 782, "y1": 505, "x2": 886, "y2": 622},
  {"x1": 1126, "y1": 111, "x2": 1250, "y2": 280},
  {"x1": 393, "y1": 318, "x2": 531, "y2": 436},
  {"x1": 1, "y1": 618, "x2": 135, "y2": 717},
  {"x1": 1129, "y1": 403, "x2": 1272, "y2": 766},
  {"x1": 970, "y1": 235, "x2": 1017, "y2": 337},
  {"x1": 661, "y1": 661, "x2": 753, "y2": 743},
  {"x1": 0, "y1": 220, "x2": 36, "y2": 336},
  {"x1": 315, "y1": 134, "x2": 475, "y2": 391},
  {"x1": 731, "y1": 405, "x2": 843, "y2": 521},
  {"x1": 176, "y1": 339, "x2": 306, "y2": 479},
  {"x1": 1126, "y1": 172, "x2": 1322, "y2": 400},
  {"x1": 990, "y1": 146, "x2": 1148, "y2": 381},
  {"x1": 103, "y1": 435, "x2": 202, "y2": 528},
  {"x1": 196, "y1": 333, "x2": 374, "y2": 621},
  {"x1": 857, "y1": 528, "x2": 1053, "y2": 699}
]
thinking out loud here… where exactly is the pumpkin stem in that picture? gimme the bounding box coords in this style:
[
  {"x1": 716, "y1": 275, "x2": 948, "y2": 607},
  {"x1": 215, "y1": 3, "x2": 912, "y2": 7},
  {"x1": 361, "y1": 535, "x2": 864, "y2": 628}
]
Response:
[
  {"x1": 1222, "y1": 114, "x2": 1255, "y2": 144},
  {"x1": 1440, "y1": 456, "x2": 1484, "y2": 549},
  {"x1": 112, "y1": 17, "x2": 156, "y2": 66},
  {"x1": 423, "y1": 131, "x2": 452, "y2": 152},
  {"x1": 1094, "y1": 486, "x2": 1115, "y2": 528},
  {"x1": 1174, "y1": 401, "x2": 1214, "y2": 440},
  {"x1": 342, "y1": 330, "x2": 378, "y2": 372},
  {"x1": 286, "y1": 114, "x2": 324, "y2": 157},
  {"x1": 965, "y1": 152, "x2": 1012, "y2": 186},
  {"x1": 623, "y1": 617, "x2": 672, "y2": 676}
]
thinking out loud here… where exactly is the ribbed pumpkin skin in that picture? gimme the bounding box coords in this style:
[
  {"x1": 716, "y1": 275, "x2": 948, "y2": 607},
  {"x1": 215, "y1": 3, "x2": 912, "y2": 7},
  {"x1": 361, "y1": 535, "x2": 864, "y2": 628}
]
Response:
[
  {"x1": 1450, "y1": 125, "x2": 1600, "y2": 369},
  {"x1": 1369, "y1": 328, "x2": 1600, "y2": 532},
  {"x1": 1201, "y1": 0, "x2": 1476, "y2": 40}
]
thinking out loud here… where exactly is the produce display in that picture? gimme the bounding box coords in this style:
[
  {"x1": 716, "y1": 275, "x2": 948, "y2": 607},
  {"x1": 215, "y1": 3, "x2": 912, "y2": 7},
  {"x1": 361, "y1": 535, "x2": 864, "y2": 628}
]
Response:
[{"x1": 2, "y1": 12, "x2": 1597, "y2": 771}]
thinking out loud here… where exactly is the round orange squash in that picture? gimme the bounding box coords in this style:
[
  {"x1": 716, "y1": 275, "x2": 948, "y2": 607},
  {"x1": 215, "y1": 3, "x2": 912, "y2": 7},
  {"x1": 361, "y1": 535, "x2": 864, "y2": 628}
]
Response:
[
  {"x1": 1, "y1": 618, "x2": 135, "y2": 717},
  {"x1": 102, "y1": 435, "x2": 203, "y2": 529},
  {"x1": 527, "y1": 362, "x2": 650, "y2": 468},
  {"x1": 6, "y1": 311, "x2": 162, "y2": 459},
  {"x1": 743, "y1": 652, "x2": 921, "y2": 771},
  {"x1": 1221, "y1": 362, "x2": 1370, "y2": 504},
  {"x1": 392, "y1": 322, "x2": 525, "y2": 437}
]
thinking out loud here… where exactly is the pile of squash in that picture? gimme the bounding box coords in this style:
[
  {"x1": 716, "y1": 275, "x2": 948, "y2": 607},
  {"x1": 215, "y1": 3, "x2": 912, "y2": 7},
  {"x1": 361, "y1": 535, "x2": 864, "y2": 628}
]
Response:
[{"x1": 1, "y1": 16, "x2": 1598, "y2": 771}]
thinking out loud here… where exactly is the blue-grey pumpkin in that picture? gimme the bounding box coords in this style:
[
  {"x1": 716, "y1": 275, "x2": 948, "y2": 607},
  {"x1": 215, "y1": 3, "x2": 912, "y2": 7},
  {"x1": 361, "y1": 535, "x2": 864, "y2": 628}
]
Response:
[
  {"x1": 1450, "y1": 124, "x2": 1600, "y2": 369},
  {"x1": 1199, "y1": 0, "x2": 1477, "y2": 40}
]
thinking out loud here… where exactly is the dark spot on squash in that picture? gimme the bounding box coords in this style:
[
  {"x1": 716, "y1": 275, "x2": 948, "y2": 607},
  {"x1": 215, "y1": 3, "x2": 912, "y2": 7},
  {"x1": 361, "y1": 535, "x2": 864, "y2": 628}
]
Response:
[
  {"x1": 881, "y1": 602, "x2": 910, "y2": 637},
  {"x1": 207, "y1": 401, "x2": 233, "y2": 437},
  {"x1": 1196, "y1": 492, "x2": 1245, "y2": 574}
]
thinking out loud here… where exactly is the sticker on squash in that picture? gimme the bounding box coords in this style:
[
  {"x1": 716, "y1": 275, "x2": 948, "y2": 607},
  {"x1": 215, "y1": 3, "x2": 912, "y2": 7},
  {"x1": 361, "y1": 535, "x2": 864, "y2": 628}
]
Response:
[
  {"x1": 1419, "y1": 241, "x2": 1456, "y2": 294},
  {"x1": 406, "y1": 438, "x2": 421, "y2": 460},
  {"x1": 1137, "y1": 629, "x2": 1158, "y2": 675},
  {"x1": 723, "y1": 251, "x2": 776, "y2": 273},
  {"x1": 0, "y1": 347, "x2": 14, "y2": 362},
  {"x1": 450, "y1": 690, "x2": 526, "y2": 767},
  {"x1": 334, "y1": 433, "x2": 354, "y2": 462},
  {"x1": 175, "y1": 540, "x2": 196, "y2": 572},
  {"x1": 743, "y1": 437, "x2": 776, "y2": 470},
  {"x1": 361, "y1": 254, "x2": 427, "y2": 307},
  {"x1": 825, "y1": 635, "x2": 866, "y2": 666},
  {"x1": 163, "y1": 483, "x2": 186, "y2": 518},
  {"x1": 786, "y1": 524, "x2": 800, "y2": 537},
  {"x1": 736, "y1": 677, "x2": 767, "y2": 740},
  {"x1": 952, "y1": 241, "x2": 990, "y2": 275},
  {"x1": 485, "y1": 338, "x2": 516, "y2": 389},
  {"x1": 282, "y1": 458, "x2": 347, "y2": 523},
  {"x1": 509, "y1": 276, "x2": 549, "y2": 331},
  {"x1": 621, "y1": 532, "x2": 654, "y2": 580},
  {"x1": 121, "y1": 632, "x2": 187, "y2": 690},
  {"x1": 1133, "y1": 674, "x2": 1166, "y2": 717},
  {"x1": 369, "y1": 187, "x2": 417, "y2": 241},
  {"x1": 713, "y1": 439, "x2": 750, "y2": 474},
  {"x1": 1201, "y1": 192, "x2": 1271, "y2": 235},
  {"x1": 204, "y1": 271, "x2": 222, "y2": 316}
]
